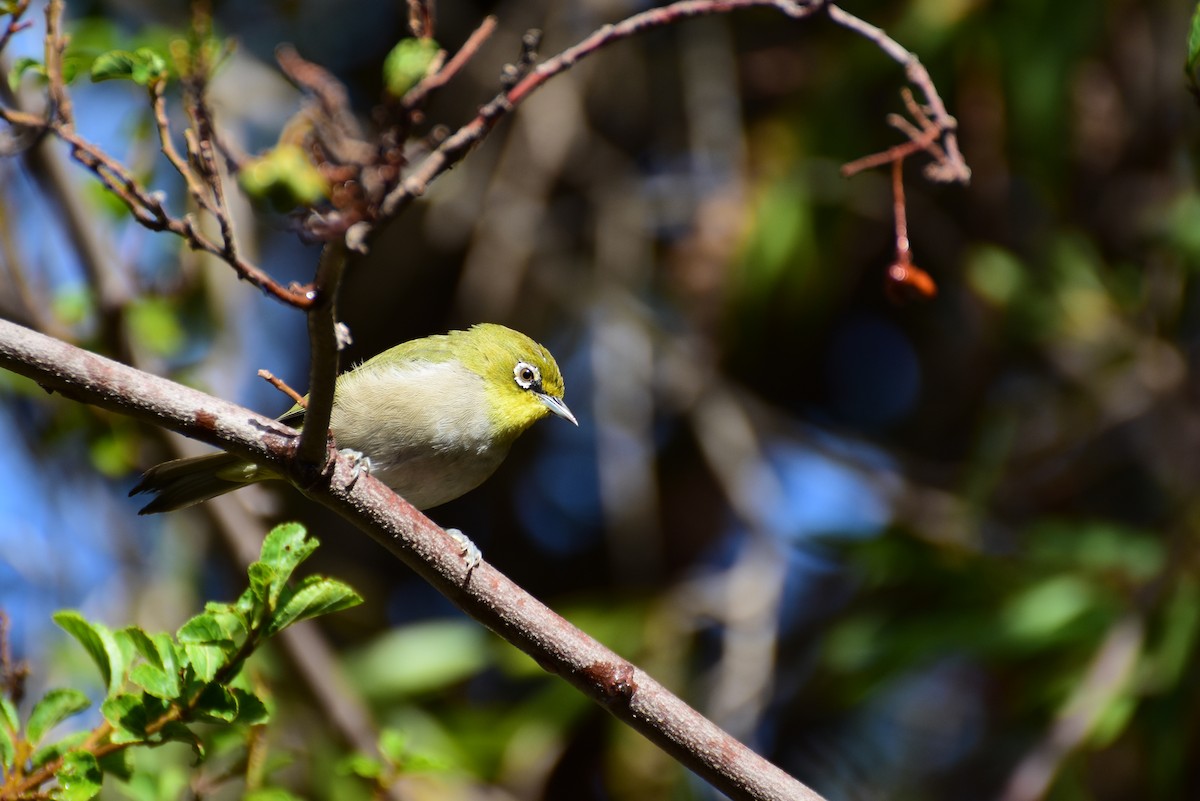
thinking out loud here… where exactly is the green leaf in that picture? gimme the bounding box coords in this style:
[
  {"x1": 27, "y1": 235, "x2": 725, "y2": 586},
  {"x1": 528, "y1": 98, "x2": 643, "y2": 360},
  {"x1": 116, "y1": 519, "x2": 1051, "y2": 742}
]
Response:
[
  {"x1": 8, "y1": 56, "x2": 44, "y2": 90},
  {"x1": 266, "y1": 576, "x2": 362, "y2": 637},
  {"x1": 1001, "y1": 575, "x2": 1097, "y2": 642},
  {"x1": 238, "y1": 144, "x2": 329, "y2": 211},
  {"x1": 382, "y1": 37, "x2": 441, "y2": 96},
  {"x1": 248, "y1": 561, "x2": 276, "y2": 610},
  {"x1": 127, "y1": 297, "x2": 185, "y2": 357},
  {"x1": 243, "y1": 788, "x2": 305, "y2": 801},
  {"x1": 26, "y1": 689, "x2": 91, "y2": 746},
  {"x1": 57, "y1": 750, "x2": 103, "y2": 801},
  {"x1": 182, "y1": 642, "x2": 224, "y2": 683},
  {"x1": 0, "y1": 695, "x2": 17, "y2": 730},
  {"x1": 90, "y1": 47, "x2": 168, "y2": 85},
  {"x1": 129, "y1": 632, "x2": 182, "y2": 698},
  {"x1": 1187, "y1": 3, "x2": 1200, "y2": 79},
  {"x1": 0, "y1": 724, "x2": 14, "y2": 772},
  {"x1": 89, "y1": 50, "x2": 137, "y2": 82},
  {"x1": 100, "y1": 694, "x2": 164, "y2": 744},
  {"x1": 30, "y1": 730, "x2": 89, "y2": 769},
  {"x1": 203, "y1": 603, "x2": 251, "y2": 636},
  {"x1": 88, "y1": 425, "x2": 141, "y2": 478},
  {"x1": 257, "y1": 523, "x2": 319, "y2": 603},
  {"x1": 129, "y1": 663, "x2": 179, "y2": 700},
  {"x1": 154, "y1": 633, "x2": 181, "y2": 677},
  {"x1": 59, "y1": 55, "x2": 87, "y2": 84},
  {"x1": 346, "y1": 620, "x2": 488, "y2": 699},
  {"x1": 119, "y1": 626, "x2": 161, "y2": 669},
  {"x1": 97, "y1": 748, "x2": 133, "y2": 781},
  {"x1": 235, "y1": 586, "x2": 258, "y2": 618},
  {"x1": 156, "y1": 721, "x2": 203, "y2": 756},
  {"x1": 339, "y1": 752, "x2": 384, "y2": 780},
  {"x1": 231, "y1": 688, "x2": 270, "y2": 726},
  {"x1": 379, "y1": 728, "x2": 409, "y2": 764},
  {"x1": 177, "y1": 610, "x2": 240, "y2": 647},
  {"x1": 54, "y1": 611, "x2": 124, "y2": 694},
  {"x1": 193, "y1": 684, "x2": 238, "y2": 723}
]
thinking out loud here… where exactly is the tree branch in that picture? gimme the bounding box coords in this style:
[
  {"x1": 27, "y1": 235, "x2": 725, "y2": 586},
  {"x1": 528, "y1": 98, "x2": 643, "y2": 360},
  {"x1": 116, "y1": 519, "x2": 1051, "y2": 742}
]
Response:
[
  {"x1": 297, "y1": 241, "x2": 349, "y2": 467},
  {"x1": 378, "y1": 0, "x2": 824, "y2": 220},
  {"x1": 0, "y1": 316, "x2": 826, "y2": 801}
]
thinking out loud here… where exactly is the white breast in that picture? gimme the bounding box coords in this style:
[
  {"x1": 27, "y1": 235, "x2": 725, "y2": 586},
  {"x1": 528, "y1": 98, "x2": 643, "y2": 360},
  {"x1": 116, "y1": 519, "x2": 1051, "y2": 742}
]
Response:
[{"x1": 329, "y1": 361, "x2": 508, "y2": 509}]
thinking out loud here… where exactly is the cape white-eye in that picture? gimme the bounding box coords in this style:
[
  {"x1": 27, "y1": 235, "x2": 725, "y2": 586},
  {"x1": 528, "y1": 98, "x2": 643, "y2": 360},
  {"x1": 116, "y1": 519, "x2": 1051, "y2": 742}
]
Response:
[{"x1": 131, "y1": 323, "x2": 577, "y2": 514}]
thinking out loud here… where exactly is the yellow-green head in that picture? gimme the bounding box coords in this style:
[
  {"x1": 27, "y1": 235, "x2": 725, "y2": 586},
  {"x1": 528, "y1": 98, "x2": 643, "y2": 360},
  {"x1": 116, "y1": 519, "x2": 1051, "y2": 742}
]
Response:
[{"x1": 454, "y1": 323, "x2": 576, "y2": 441}]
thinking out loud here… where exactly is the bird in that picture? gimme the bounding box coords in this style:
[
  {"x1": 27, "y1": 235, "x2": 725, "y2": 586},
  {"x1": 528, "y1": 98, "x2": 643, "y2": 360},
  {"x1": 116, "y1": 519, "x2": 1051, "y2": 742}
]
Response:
[{"x1": 130, "y1": 323, "x2": 577, "y2": 516}]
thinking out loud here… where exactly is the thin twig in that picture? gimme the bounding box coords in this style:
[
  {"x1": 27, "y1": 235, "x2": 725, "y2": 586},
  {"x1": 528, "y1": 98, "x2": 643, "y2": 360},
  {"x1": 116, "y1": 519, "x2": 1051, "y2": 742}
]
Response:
[
  {"x1": 892, "y1": 156, "x2": 909, "y2": 260},
  {"x1": 150, "y1": 79, "x2": 216, "y2": 215},
  {"x1": 58, "y1": 127, "x2": 309, "y2": 305},
  {"x1": 840, "y1": 92, "x2": 945, "y2": 178},
  {"x1": 401, "y1": 15, "x2": 498, "y2": 109},
  {"x1": 407, "y1": 0, "x2": 436, "y2": 39},
  {"x1": 380, "y1": 0, "x2": 823, "y2": 219},
  {"x1": 276, "y1": 44, "x2": 367, "y2": 158},
  {"x1": 825, "y1": 3, "x2": 969, "y2": 183},
  {"x1": 0, "y1": 0, "x2": 33, "y2": 60},
  {"x1": 2, "y1": 1, "x2": 311, "y2": 308},
  {"x1": 184, "y1": 3, "x2": 242, "y2": 267},
  {"x1": 0, "y1": 610, "x2": 29, "y2": 705},
  {"x1": 258, "y1": 369, "x2": 307, "y2": 408},
  {"x1": 882, "y1": 158, "x2": 936, "y2": 302},
  {"x1": 43, "y1": 0, "x2": 73, "y2": 126}
]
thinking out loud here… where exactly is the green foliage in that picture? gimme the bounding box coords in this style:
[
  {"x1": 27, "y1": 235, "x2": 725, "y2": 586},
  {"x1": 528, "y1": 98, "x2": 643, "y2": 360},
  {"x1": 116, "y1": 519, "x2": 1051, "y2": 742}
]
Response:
[
  {"x1": 819, "y1": 519, "x2": 1174, "y2": 740},
  {"x1": 89, "y1": 48, "x2": 168, "y2": 85},
  {"x1": 339, "y1": 725, "x2": 456, "y2": 796},
  {"x1": 25, "y1": 690, "x2": 91, "y2": 747},
  {"x1": 8, "y1": 57, "x2": 43, "y2": 90},
  {"x1": 382, "y1": 37, "x2": 441, "y2": 96},
  {"x1": 1187, "y1": 3, "x2": 1200, "y2": 95},
  {"x1": 238, "y1": 144, "x2": 330, "y2": 210},
  {"x1": 7, "y1": 54, "x2": 87, "y2": 90},
  {"x1": 126, "y1": 297, "x2": 186, "y2": 358},
  {"x1": 56, "y1": 751, "x2": 102, "y2": 801},
  {"x1": 7, "y1": 13, "x2": 234, "y2": 93},
  {"x1": 53, "y1": 613, "x2": 124, "y2": 696},
  {"x1": 344, "y1": 620, "x2": 489, "y2": 700},
  {"x1": 0, "y1": 524, "x2": 360, "y2": 799}
]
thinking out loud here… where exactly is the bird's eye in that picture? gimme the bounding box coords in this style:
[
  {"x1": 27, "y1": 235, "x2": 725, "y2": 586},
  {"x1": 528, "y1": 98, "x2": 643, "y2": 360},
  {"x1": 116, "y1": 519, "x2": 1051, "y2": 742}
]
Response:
[{"x1": 513, "y1": 361, "x2": 540, "y2": 389}]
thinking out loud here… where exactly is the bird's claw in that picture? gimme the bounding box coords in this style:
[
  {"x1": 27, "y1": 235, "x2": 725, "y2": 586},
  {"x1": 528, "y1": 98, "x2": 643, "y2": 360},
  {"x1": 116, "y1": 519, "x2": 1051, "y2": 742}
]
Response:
[
  {"x1": 445, "y1": 528, "x2": 482, "y2": 571},
  {"x1": 339, "y1": 448, "x2": 372, "y2": 487}
]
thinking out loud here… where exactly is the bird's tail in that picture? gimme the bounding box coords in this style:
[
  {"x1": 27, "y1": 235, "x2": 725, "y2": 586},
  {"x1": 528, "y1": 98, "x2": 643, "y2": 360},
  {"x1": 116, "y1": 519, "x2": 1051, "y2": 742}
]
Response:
[{"x1": 129, "y1": 452, "x2": 266, "y2": 515}]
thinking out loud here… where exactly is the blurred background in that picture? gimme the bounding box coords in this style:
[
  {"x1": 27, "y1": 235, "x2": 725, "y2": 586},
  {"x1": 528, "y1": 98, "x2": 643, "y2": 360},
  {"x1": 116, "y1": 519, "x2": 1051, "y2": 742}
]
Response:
[{"x1": 2, "y1": 0, "x2": 1199, "y2": 799}]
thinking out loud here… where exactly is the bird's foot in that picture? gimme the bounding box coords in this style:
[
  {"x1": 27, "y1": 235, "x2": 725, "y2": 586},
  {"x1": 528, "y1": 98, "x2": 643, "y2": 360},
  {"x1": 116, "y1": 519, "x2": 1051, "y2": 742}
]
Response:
[
  {"x1": 339, "y1": 448, "x2": 373, "y2": 487},
  {"x1": 445, "y1": 528, "x2": 482, "y2": 571}
]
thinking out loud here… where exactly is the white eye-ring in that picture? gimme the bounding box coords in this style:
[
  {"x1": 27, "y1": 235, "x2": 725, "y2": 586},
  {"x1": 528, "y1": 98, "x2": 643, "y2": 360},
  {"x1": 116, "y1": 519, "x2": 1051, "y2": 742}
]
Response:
[{"x1": 514, "y1": 361, "x2": 540, "y2": 389}]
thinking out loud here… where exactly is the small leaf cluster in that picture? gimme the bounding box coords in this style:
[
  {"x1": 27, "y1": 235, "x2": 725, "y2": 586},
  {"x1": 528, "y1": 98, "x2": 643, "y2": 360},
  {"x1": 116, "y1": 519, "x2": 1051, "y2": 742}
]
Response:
[
  {"x1": 340, "y1": 728, "x2": 451, "y2": 794},
  {"x1": 7, "y1": 21, "x2": 232, "y2": 91},
  {"x1": 238, "y1": 143, "x2": 330, "y2": 211},
  {"x1": 382, "y1": 37, "x2": 441, "y2": 97},
  {"x1": 0, "y1": 523, "x2": 361, "y2": 801}
]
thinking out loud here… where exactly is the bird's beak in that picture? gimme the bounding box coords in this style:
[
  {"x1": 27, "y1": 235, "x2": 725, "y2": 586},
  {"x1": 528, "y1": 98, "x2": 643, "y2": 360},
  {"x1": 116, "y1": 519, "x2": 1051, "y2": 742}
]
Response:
[{"x1": 538, "y1": 393, "x2": 578, "y2": 426}]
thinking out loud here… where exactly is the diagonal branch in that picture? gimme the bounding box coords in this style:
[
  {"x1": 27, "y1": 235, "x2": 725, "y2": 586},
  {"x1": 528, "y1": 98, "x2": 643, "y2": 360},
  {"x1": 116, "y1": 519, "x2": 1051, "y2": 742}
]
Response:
[
  {"x1": 0, "y1": 316, "x2": 827, "y2": 801},
  {"x1": 379, "y1": 0, "x2": 824, "y2": 220}
]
